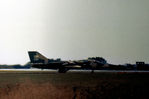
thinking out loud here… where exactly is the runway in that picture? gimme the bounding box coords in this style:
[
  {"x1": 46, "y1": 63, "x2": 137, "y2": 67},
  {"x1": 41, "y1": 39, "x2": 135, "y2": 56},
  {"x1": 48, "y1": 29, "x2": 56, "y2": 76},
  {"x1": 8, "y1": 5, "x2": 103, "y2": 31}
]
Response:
[{"x1": 0, "y1": 69, "x2": 149, "y2": 73}]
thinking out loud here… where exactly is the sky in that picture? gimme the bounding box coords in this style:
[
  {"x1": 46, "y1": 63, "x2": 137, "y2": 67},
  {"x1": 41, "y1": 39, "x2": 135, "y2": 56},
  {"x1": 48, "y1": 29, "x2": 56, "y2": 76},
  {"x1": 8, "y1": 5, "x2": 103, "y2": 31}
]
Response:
[{"x1": 0, "y1": 0, "x2": 149, "y2": 65}]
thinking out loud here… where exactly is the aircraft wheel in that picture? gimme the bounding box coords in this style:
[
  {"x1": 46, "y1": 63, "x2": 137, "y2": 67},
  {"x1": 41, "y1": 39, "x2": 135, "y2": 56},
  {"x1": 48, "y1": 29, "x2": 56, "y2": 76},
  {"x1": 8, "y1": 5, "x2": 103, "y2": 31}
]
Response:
[{"x1": 58, "y1": 67, "x2": 67, "y2": 73}]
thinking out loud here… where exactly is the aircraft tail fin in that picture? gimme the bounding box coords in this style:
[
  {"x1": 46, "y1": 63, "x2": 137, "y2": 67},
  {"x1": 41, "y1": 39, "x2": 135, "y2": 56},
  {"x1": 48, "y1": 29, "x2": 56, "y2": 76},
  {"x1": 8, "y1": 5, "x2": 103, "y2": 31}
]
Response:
[{"x1": 28, "y1": 51, "x2": 48, "y2": 64}]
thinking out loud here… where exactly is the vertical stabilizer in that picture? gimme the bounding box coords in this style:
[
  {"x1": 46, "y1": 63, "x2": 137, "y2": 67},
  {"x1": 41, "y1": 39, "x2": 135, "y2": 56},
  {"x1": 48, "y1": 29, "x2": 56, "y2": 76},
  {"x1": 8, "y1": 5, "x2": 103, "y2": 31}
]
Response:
[{"x1": 28, "y1": 51, "x2": 48, "y2": 64}]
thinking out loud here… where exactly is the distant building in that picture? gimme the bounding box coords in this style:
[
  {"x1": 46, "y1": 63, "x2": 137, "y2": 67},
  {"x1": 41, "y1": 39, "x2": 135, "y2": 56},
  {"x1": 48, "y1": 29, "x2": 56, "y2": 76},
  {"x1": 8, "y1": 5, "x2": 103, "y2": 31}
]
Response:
[
  {"x1": 136, "y1": 61, "x2": 149, "y2": 70},
  {"x1": 136, "y1": 62, "x2": 145, "y2": 66}
]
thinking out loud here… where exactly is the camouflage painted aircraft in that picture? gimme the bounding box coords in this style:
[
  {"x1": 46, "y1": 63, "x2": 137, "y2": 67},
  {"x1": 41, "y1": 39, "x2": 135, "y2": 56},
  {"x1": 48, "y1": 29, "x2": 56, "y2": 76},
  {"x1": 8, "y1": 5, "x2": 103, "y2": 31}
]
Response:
[{"x1": 28, "y1": 51, "x2": 107, "y2": 73}]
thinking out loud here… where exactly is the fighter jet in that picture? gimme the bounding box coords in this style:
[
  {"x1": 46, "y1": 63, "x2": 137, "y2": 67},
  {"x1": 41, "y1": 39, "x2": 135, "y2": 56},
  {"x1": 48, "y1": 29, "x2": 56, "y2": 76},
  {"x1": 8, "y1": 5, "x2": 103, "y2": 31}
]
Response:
[{"x1": 28, "y1": 51, "x2": 107, "y2": 73}]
